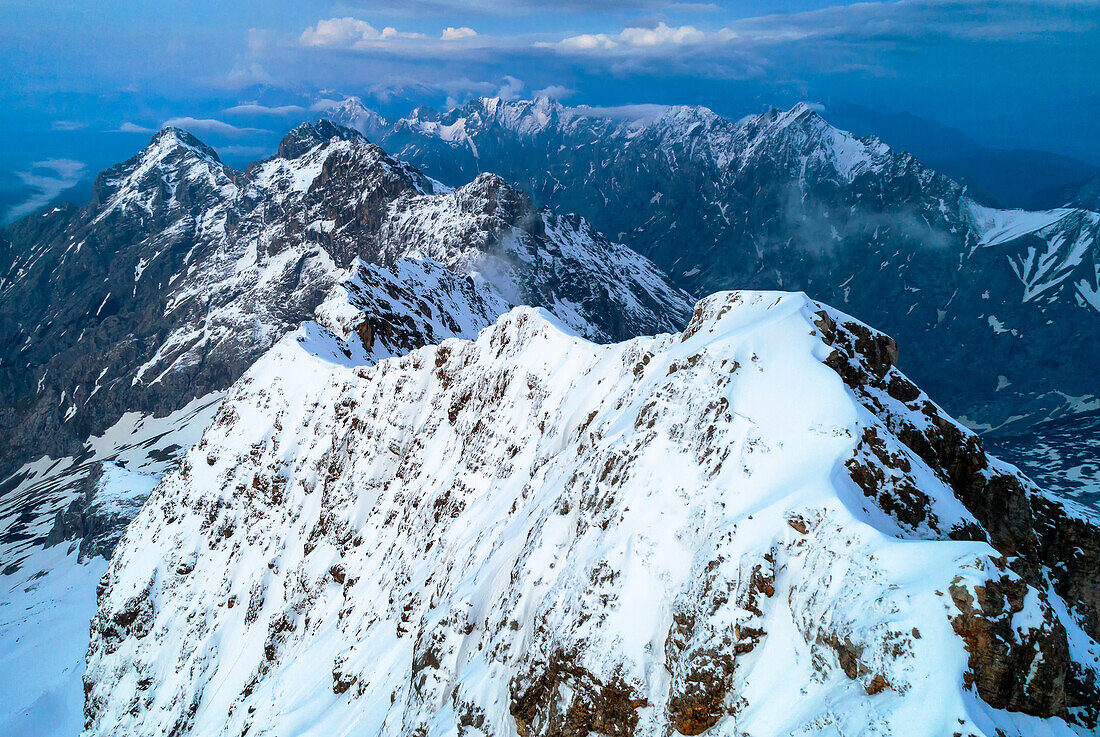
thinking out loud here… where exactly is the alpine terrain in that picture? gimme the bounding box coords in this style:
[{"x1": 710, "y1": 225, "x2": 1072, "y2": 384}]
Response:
[
  {"x1": 0, "y1": 100, "x2": 1097, "y2": 737},
  {"x1": 348, "y1": 97, "x2": 1100, "y2": 441},
  {"x1": 0, "y1": 121, "x2": 691, "y2": 735},
  {"x1": 85, "y1": 288, "x2": 1100, "y2": 736}
]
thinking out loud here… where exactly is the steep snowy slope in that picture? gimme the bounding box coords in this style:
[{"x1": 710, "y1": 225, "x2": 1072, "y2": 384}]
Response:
[
  {"x1": 0, "y1": 120, "x2": 691, "y2": 484},
  {"x1": 0, "y1": 123, "x2": 690, "y2": 735},
  {"x1": 373, "y1": 97, "x2": 1100, "y2": 437},
  {"x1": 0, "y1": 252, "x2": 514, "y2": 737},
  {"x1": 87, "y1": 290, "x2": 1100, "y2": 737}
]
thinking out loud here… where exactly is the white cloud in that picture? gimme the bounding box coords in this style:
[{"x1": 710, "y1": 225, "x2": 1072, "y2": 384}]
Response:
[
  {"x1": 441, "y1": 26, "x2": 478, "y2": 40},
  {"x1": 51, "y1": 120, "x2": 87, "y2": 131},
  {"x1": 620, "y1": 22, "x2": 705, "y2": 46},
  {"x1": 573, "y1": 103, "x2": 672, "y2": 122},
  {"x1": 224, "y1": 103, "x2": 307, "y2": 116},
  {"x1": 542, "y1": 1, "x2": 1096, "y2": 69},
  {"x1": 163, "y1": 117, "x2": 270, "y2": 137},
  {"x1": 116, "y1": 122, "x2": 155, "y2": 133},
  {"x1": 552, "y1": 22, "x2": 710, "y2": 52},
  {"x1": 533, "y1": 84, "x2": 575, "y2": 100},
  {"x1": 555, "y1": 33, "x2": 618, "y2": 51},
  {"x1": 7, "y1": 159, "x2": 87, "y2": 221},
  {"x1": 496, "y1": 75, "x2": 525, "y2": 101},
  {"x1": 300, "y1": 17, "x2": 425, "y2": 48},
  {"x1": 224, "y1": 61, "x2": 274, "y2": 88}
]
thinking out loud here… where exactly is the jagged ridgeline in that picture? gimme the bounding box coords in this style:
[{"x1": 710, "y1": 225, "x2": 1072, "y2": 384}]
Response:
[
  {"x1": 0, "y1": 121, "x2": 691, "y2": 491},
  {"x1": 86, "y1": 291, "x2": 1100, "y2": 736},
  {"x1": 1, "y1": 103, "x2": 1099, "y2": 737},
  {"x1": 360, "y1": 97, "x2": 1100, "y2": 440}
]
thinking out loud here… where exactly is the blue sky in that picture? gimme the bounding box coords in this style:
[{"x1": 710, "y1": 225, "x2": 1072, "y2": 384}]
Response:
[{"x1": 1, "y1": 0, "x2": 1097, "y2": 218}]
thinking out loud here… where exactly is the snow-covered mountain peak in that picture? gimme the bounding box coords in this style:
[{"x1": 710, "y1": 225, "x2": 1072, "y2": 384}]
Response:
[
  {"x1": 276, "y1": 120, "x2": 365, "y2": 160},
  {"x1": 376, "y1": 171, "x2": 694, "y2": 341},
  {"x1": 91, "y1": 127, "x2": 238, "y2": 221},
  {"x1": 314, "y1": 96, "x2": 390, "y2": 139},
  {"x1": 149, "y1": 126, "x2": 223, "y2": 162},
  {"x1": 84, "y1": 285, "x2": 1100, "y2": 736}
]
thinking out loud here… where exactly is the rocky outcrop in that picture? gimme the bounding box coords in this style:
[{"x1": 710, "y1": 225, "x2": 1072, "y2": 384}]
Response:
[
  {"x1": 510, "y1": 651, "x2": 648, "y2": 737},
  {"x1": 813, "y1": 306, "x2": 1100, "y2": 722},
  {"x1": 380, "y1": 97, "x2": 1100, "y2": 439},
  {"x1": 84, "y1": 290, "x2": 1100, "y2": 737}
]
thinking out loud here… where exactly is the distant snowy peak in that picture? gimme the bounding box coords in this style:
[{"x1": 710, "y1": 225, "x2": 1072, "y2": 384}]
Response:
[
  {"x1": 91, "y1": 127, "x2": 238, "y2": 220},
  {"x1": 378, "y1": 172, "x2": 695, "y2": 341},
  {"x1": 248, "y1": 122, "x2": 438, "y2": 211},
  {"x1": 275, "y1": 119, "x2": 365, "y2": 159},
  {"x1": 313, "y1": 96, "x2": 391, "y2": 140},
  {"x1": 384, "y1": 97, "x2": 892, "y2": 181}
]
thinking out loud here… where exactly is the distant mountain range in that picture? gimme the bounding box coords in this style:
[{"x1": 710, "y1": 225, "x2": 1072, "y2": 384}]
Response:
[
  {"x1": 2, "y1": 103, "x2": 1100, "y2": 737},
  {"x1": 818, "y1": 102, "x2": 1100, "y2": 210},
  {"x1": 320, "y1": 96, "x2": 1100, "y2": 438}
]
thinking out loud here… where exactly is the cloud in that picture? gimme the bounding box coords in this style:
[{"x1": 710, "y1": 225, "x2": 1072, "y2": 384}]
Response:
[
  {"x1": 551, "y1": 22, "x2": 709, "y2": 52},
  {"x1": 573, "y1": 103, "x2": 672, "y2": 122},
  {"x1": 51, "y1": 120, "x2": 87, "y2": 131},
  {"x1": 549, "y1": 0, "x2": 1098, "y2": 60},
  {"x1": 496, "y1": 75, "x2": 525, "y2": 100},
  {"x1": 116, "y1": 122, "x2": 156, "y2": 133},
  {"x1": 224, "y1": 61, "x2": 274, "y2": 88},
  {"x1": 441, "y1": 26, "x2": 478, "y2": 40},
  {"x1": 346, "y1": 0, "x2": 703, "y2": 16},
  {"x1": 162, "y1": 117, "x2": 270, "y2": 137},
  {"x1": 7, "y1": 159, "x2": 87, "y2": 221},
  {"x1": 731, "y1": 0, "x2": 1098, "y2": 44},
  {"x1": 300, "y1": 18, "x2": 425, "y2": 48},
  {"x1": 224, "y1": 103, "x2": 307, "y2": 116},
  {"x1": 532, "y1": 84, "x2": 575, "y2": 100}
]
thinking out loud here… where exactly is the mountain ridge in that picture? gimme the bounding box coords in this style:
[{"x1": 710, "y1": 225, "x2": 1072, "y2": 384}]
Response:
[
  {"x1": 0, "y1": 121, "x2": 691, "y2": 487},
  {"x1": 317, "y1": 96, "x2": 1100, "y2": 439},
  {"x1": 83, "y1": 286, "x2": 1100, "y2": 736}
]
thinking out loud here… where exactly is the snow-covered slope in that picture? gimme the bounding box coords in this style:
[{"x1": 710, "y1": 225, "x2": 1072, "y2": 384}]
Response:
[
  {"x1": 0, "y1": 252, "x2": 516, "y2": 737},
  {"x1": 0, "y1": 392, "x2": 222, "y2": 737},
  {"x1": 86, "y1": 290, "x2": 1100, "y2": 737},
  {"x1": 0, "y1": 124, "x2": 691, "y2": 735},
  {"x1": 0, "y1": 120, "x2": 691, "y2": 486},
  {"x1": 374, "y1": 97, "x2": 1100, "y2": 438}
]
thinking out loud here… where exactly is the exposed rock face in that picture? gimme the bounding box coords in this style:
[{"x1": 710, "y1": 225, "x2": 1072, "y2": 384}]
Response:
[
  {"x1": 510, "y1": 651, "x2": 648, "y2": 737},
  {"x1": 85, "y1": 289, "x2": 1099, "y2": 737},
  {"x1": 948, "y1": 573, "x2": 1070, "y2": 718},
  {"x1": 0, "y1": 123, "x2": 691, "y2": 589},
  {"x1": 378, "y1": 97, "x2": 1100, "y2": 437},
  {"x1": 0, "y1": 122, "x2": 690, "y2": 491}
]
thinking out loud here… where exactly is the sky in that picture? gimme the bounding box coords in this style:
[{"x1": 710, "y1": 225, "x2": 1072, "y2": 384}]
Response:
[{"x1": 0, "y1": 0, "x2": 1097, "y2": 219}]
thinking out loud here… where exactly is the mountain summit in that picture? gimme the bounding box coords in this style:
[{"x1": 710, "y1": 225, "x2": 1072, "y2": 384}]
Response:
[
  {"x1": 85, "y1": 288, "x2": 1100, "y2": 736},
  {"x1": 365, "y1": 98, "x2": 1100, "y2": 440}
]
